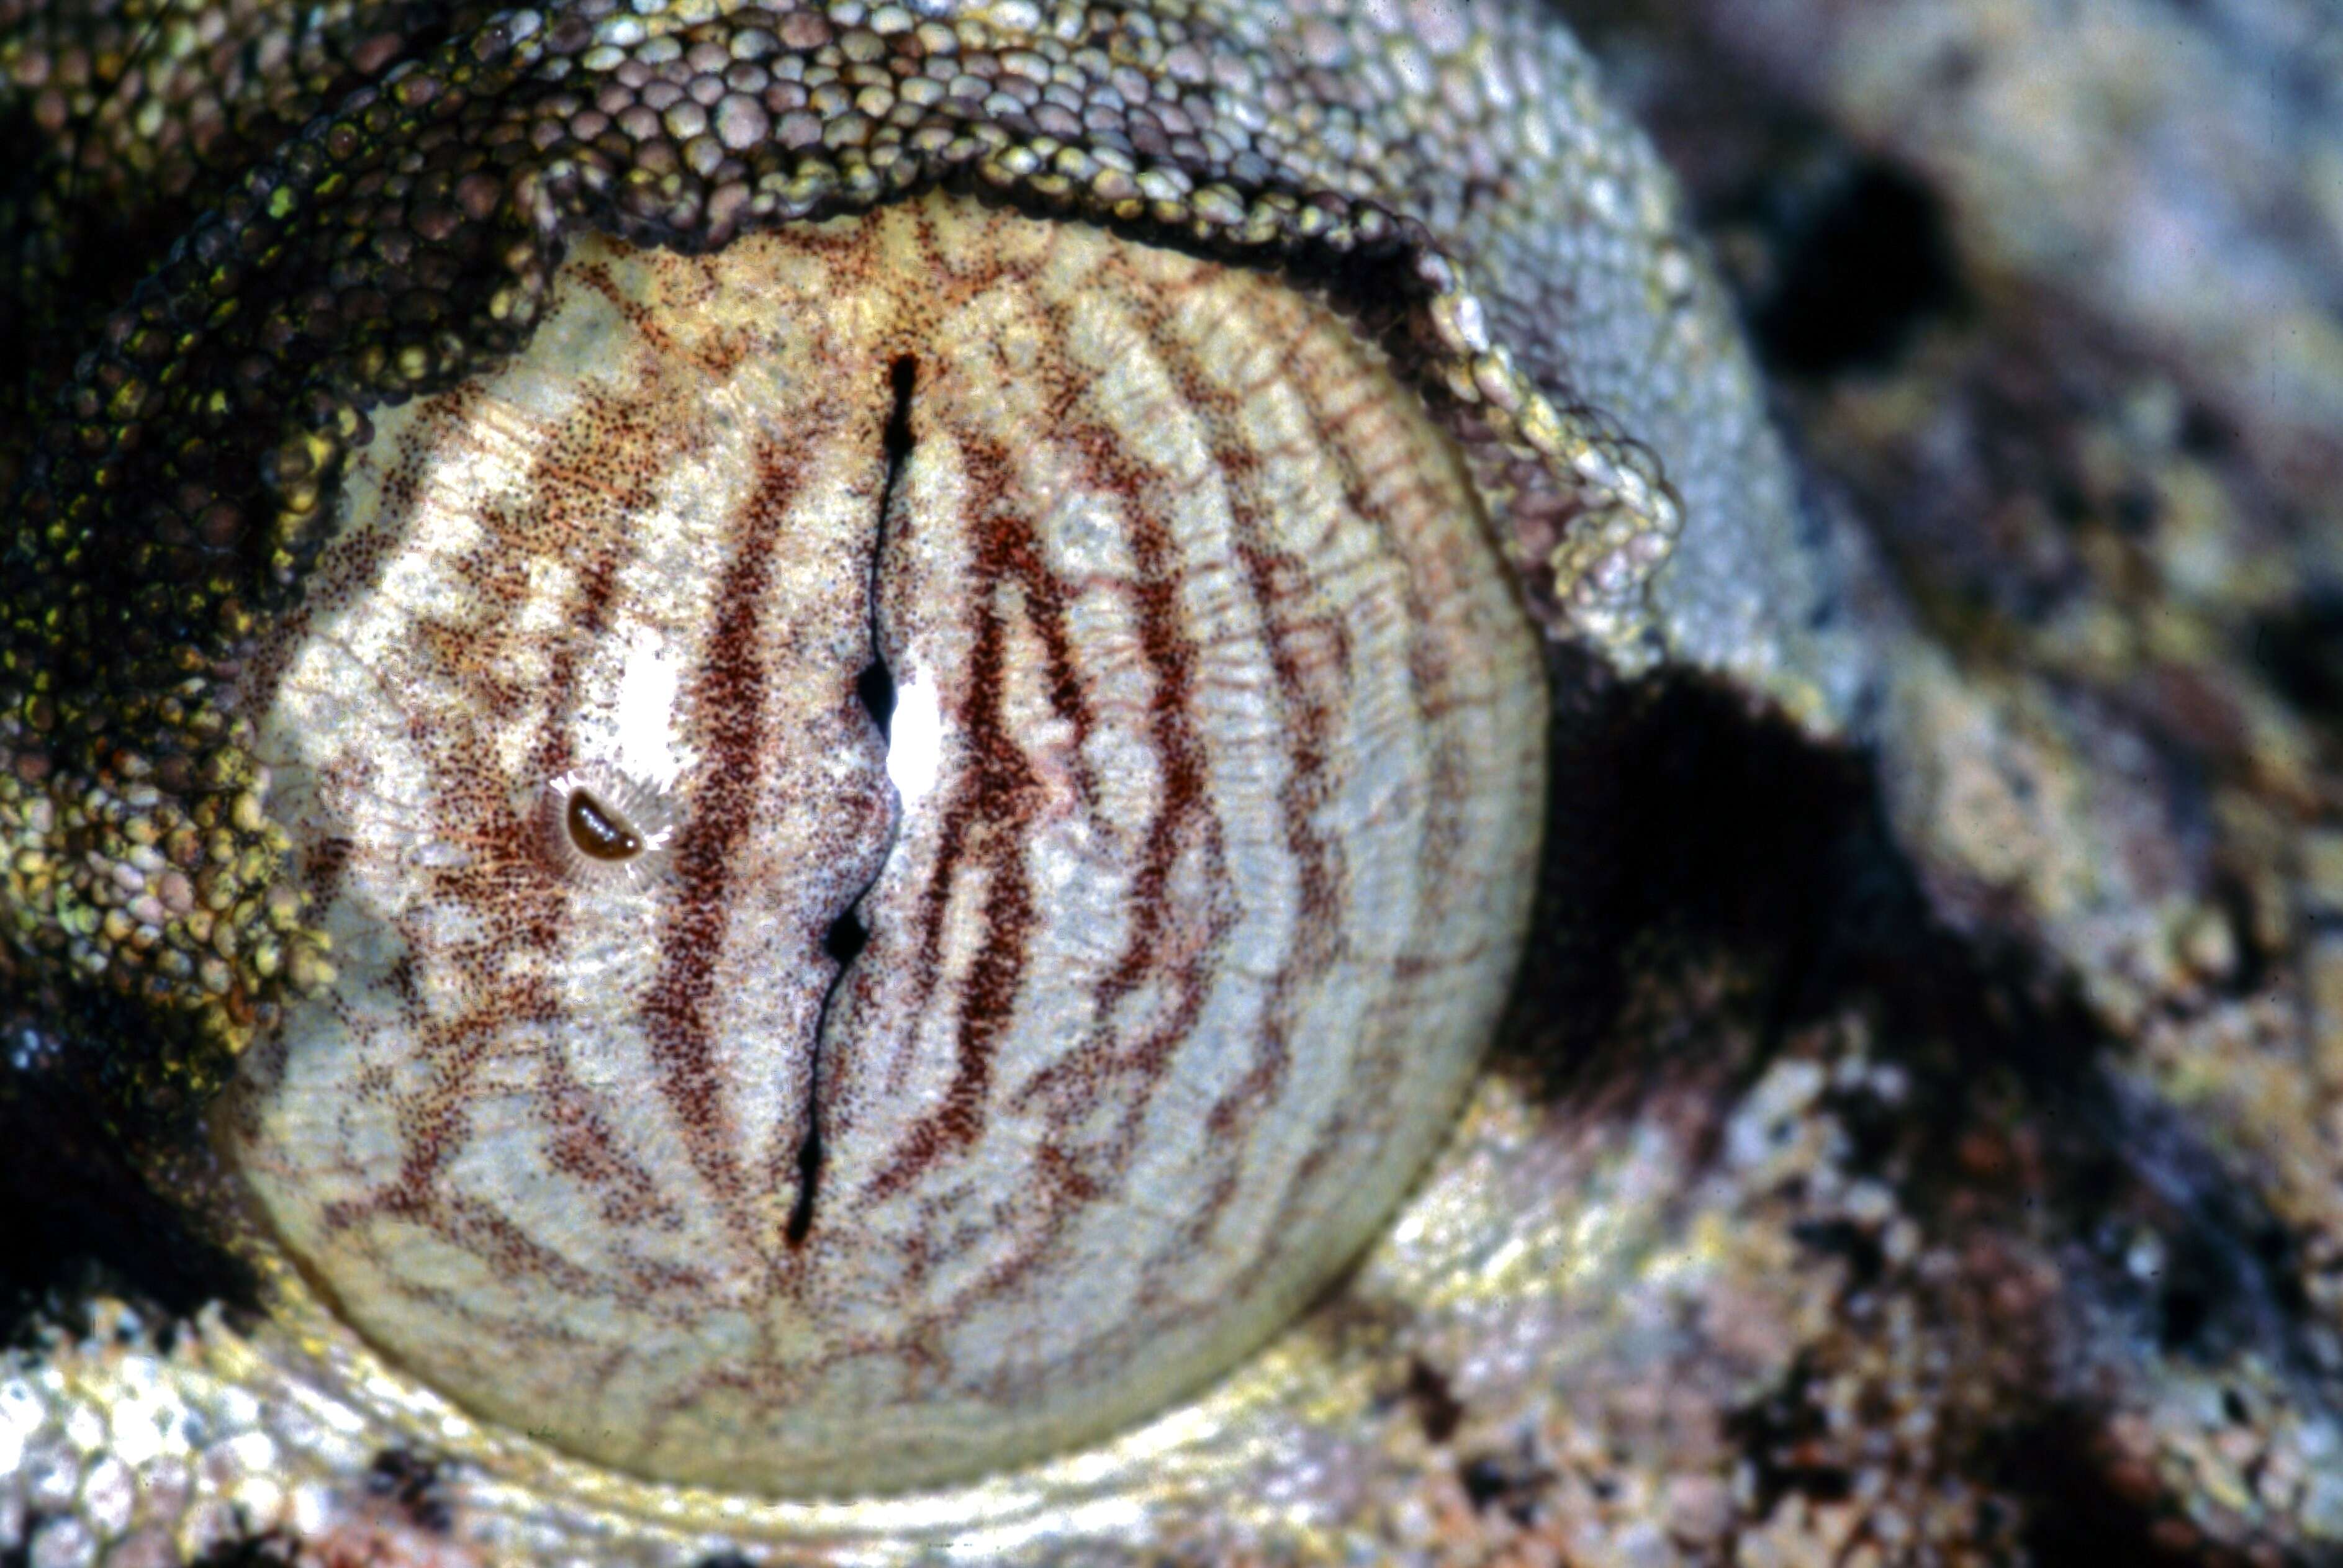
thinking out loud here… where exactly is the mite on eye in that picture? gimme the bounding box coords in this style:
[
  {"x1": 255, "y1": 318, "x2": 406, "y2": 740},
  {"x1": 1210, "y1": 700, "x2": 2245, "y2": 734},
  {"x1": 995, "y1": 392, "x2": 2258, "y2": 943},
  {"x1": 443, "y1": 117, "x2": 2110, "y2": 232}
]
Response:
[
  {"x1": 536, "y1": 764, "x2": 675, "y2": 888},
  {"x1": 569, "y1": 791, "x2": 641, "y2": 860}
]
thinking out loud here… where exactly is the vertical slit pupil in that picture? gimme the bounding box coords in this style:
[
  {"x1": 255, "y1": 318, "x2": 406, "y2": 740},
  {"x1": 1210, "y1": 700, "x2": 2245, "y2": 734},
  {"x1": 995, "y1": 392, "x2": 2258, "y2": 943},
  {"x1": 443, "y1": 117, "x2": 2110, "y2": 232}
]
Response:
[
  {"x1": 824, "y1": 909, "x2": 869, "y2": 965},
  {"x1": 785, "y1": 1125, "x2": 822, "y2": 1246},
  {"x1": 855, "y1": 660, "x2": 896, "y2": 734},
  {"x1": 795, "y1": 353, "x2": 917, "y2": 1249},
  {"x1": 854, "y1": 352, "x2": 915, "y2": 737},
  {"x1": 884, "y1": 353, "x2": 918, "y2": 457},
  {"x1": 566, "y1": 789, "x2": 642, "y2": 860}
]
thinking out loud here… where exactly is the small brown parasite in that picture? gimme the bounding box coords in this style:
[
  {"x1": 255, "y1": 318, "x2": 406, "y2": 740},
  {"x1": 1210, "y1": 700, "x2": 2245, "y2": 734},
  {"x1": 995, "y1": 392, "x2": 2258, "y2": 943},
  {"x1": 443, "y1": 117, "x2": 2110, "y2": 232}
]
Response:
[{"x1": 538, "y1": 767, "x2": 678, "y2": 887}]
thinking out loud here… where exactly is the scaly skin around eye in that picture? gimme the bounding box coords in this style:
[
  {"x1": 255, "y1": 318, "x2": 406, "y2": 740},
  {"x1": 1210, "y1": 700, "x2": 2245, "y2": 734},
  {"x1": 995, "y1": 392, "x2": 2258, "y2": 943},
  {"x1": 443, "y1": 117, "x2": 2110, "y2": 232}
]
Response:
[
  {"x1": 7, "y1": 1, "x2": 2343, "y2": 1566},
  {"x1": 0, "y1": 4, "x2": 1866, "y2": 1559}
]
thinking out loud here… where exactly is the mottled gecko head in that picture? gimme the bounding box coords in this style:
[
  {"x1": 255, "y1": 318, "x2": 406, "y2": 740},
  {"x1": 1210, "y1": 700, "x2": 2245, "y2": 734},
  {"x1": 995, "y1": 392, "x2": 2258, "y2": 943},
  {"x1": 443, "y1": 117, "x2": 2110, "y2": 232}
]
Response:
[{"x1": 1, "y1": 0, "x2": 1873, "y2": 1550}]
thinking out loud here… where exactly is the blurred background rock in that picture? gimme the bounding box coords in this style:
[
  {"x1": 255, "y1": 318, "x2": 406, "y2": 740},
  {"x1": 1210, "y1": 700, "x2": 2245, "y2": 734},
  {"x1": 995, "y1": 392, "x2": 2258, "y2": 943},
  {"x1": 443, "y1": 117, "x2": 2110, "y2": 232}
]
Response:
[{"x1": 1551, "y1": 2, "x2": 2343, "y2": 1561}]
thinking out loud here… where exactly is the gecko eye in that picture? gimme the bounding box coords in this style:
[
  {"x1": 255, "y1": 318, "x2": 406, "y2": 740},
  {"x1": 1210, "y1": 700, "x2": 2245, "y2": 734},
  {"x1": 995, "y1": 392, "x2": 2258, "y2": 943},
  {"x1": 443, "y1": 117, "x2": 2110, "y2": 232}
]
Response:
[{"x1": 217, "y1": 193, "x2": 1549, "y2": 1498}]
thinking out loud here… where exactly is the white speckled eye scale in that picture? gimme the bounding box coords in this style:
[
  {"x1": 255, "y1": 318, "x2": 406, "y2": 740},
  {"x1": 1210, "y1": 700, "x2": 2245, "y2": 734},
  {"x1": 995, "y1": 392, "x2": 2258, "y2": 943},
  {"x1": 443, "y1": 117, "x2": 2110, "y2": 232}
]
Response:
[{"x1": 219, "y1": 193, "x2": 1548, "y2": 1496}]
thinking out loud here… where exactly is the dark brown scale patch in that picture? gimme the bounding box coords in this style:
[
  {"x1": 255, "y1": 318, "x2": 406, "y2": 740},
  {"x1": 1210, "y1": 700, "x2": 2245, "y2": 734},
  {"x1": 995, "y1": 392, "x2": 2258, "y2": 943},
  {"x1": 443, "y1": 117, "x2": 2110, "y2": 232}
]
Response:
[{"x1": 364, "y1": 1449, "x2": 451, "y2": 1534}]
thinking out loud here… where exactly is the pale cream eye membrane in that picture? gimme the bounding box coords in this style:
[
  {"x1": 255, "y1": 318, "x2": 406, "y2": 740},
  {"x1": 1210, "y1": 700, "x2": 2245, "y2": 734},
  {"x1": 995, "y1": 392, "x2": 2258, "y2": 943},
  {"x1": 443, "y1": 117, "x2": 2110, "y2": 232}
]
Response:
[{"x1": 212, "y1": 194, "x2": 1551, "y2": 1498}]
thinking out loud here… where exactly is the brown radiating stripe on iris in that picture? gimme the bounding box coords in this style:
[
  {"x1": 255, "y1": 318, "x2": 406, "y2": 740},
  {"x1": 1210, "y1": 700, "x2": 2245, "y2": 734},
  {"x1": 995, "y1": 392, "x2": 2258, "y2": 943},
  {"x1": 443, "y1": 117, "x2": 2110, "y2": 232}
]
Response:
[
  {"x1": 860, "y1": 423, "x2": 1042, "y2": 1199},
  {"x1": 636, "y1": 437, "x2": 796, "y2": 1222},
  {"x1": 1003, "y1": 390, "x2": 1233, "y2": 1223},
  {"x1": 306, "y1": 365, "x2": 700, "y2": 1267},
  {"x1": 890, "y1": 348, "x2": 1238, "y2": 1328},
  {"x1": 1145, "y1": 306, "x2": 1341, "y2": 1150},
  {"x1": 1242, "y1": 304, "x2": 1501, "y2": 1295},
  {"x1": 1116, "y1": 279, "x2": 1371, "y2": 1307}
]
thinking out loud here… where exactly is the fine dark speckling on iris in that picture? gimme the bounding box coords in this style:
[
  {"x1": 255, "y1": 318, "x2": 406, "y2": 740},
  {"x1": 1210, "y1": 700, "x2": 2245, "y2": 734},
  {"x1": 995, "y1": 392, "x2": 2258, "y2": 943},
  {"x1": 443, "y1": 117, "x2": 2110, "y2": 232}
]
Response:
[{"x1": 0, "y1": 1, "x2": 1889, "y2": 1564}]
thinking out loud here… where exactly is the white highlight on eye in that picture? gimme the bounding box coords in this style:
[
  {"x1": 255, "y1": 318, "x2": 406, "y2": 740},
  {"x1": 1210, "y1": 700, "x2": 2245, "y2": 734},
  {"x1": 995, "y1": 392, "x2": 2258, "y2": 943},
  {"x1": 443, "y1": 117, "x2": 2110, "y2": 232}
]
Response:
[
  {"x1": 611, "y1": 625, "x2": 687, "y2": 791},
  {"x1": 885, "y1": 674, "x2": 944, "y2": 812}
]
